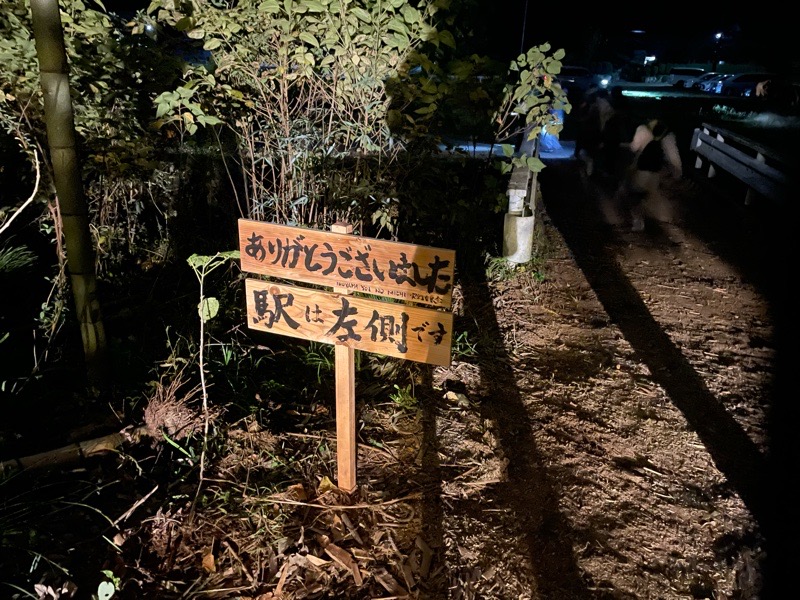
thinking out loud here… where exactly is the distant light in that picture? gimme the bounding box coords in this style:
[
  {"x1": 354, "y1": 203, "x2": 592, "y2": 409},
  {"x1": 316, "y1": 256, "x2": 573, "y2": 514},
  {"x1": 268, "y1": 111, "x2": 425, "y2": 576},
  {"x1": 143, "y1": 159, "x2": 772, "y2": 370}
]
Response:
[
  {"x1": 715, "y1": 32, "x2": 723, "y2": 40},
  {"x1": 599, "y1": 77, "x2": 610, "y2": 87},
  {"x1": 644, "y1": 55, "x2": 656, "y2": 65},
  {"x1": 621, "y1": 89, "x2": 665, "y2": 99},
  {"x1": 631, "y1": 29, "x2": 645, "y2": 34},
  {"x1": 144, "y1": 23, "x2": 157, "y2": 40}
]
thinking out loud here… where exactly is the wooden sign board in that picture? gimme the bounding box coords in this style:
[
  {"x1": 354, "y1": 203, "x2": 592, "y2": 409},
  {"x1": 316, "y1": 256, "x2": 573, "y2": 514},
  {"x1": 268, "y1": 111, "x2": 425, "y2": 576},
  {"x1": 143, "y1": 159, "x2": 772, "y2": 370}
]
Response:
[
  {"x1": 239, "y1": 219, "x2": 455, "y2": 309},
  {"x1": 238, "y1": 220, "x2": 456, "y2": 492},
  {"x1": 245, "y1": 279, "x2": 453, "y2": 366}
]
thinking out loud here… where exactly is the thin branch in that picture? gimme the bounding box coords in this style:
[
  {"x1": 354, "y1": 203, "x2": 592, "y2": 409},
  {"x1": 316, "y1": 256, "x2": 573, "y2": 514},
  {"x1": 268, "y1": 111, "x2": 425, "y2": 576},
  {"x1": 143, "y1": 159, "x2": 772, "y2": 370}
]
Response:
[
  {"x1": 0, "y1": 148, "x2": 41, "y2": 237},
  {"x1": 248, "y1": 492, "x2": 422, "y2": 511}
]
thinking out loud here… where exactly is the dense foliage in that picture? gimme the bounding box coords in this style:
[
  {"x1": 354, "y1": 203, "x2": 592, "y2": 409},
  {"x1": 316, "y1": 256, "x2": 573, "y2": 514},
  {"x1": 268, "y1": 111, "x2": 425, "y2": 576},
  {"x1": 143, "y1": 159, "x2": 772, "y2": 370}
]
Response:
[{"x1": 0, "y1": 4, "x2": 571, "y2": 595}]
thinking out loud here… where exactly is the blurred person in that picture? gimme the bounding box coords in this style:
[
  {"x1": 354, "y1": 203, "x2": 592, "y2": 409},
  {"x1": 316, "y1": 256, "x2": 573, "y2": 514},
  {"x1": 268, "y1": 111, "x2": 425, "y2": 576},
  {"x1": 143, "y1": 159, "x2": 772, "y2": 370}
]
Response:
[
  {"x1": 573, "y1": 86, "x2": 615, "y2": 177},
  {"x1": 616, "y1": 119, "x2": 682, "y2": 232},
  {"x1": 572, "y1": 83, "x2": 599, "y2": 160},
  {"x1": 756, "y1": 78, "x2": 800, "y2": 113}
]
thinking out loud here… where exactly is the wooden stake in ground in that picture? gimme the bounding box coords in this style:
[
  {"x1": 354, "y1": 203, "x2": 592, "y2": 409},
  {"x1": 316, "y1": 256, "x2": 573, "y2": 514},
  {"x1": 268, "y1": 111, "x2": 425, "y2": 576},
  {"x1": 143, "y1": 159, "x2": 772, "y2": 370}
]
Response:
[
  {"x1": 238, "y1": 218, "x2": 456, "y2": 492},
  {"x1": 331, "y1": 222, "x2": 357, "y2": 493}
]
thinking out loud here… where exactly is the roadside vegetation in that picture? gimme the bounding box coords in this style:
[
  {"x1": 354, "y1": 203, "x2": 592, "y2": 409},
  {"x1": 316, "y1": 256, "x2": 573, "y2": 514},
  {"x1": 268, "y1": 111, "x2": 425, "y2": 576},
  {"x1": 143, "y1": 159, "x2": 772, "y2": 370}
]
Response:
[{"x1": 0, "y1": 1, "x2": 568, "y2": 597}]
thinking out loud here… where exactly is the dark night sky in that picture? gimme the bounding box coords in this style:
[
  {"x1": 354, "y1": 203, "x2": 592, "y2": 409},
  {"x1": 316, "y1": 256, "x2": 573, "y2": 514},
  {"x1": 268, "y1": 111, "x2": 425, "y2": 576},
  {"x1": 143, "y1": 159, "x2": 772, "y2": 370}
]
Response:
[
  {"x1": 107, "y1": 1, "x2": 798, "y2": 74},
  {"x1": 472, "y1": 5, "x2": 796, "y2": 73}
]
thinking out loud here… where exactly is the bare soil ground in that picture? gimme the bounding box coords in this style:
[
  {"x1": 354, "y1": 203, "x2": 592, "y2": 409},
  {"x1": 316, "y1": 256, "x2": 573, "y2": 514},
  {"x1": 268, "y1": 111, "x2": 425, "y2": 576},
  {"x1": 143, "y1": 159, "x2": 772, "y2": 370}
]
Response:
[
  {"x1": 2, "y1": 156, "x2": 793, "y2": 600},
  {"x1": 361, "y1": 160, "x2": 792, "y2": 600},
  {"x1": 408, "y1": 161, "x2": 792, "y2": 600}
]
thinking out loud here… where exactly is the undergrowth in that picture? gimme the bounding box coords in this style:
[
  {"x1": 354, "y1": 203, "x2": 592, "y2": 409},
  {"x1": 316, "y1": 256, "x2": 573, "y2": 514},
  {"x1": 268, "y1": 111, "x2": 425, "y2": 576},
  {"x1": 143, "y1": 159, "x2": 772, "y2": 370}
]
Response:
[{"x1": 0, "y1": 146, "x2": 561, "y2": 597}]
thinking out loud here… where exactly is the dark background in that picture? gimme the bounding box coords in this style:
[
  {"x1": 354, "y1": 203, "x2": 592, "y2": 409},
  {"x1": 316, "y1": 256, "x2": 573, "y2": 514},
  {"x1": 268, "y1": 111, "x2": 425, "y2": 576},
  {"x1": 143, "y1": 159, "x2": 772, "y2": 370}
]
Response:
[
  {"x1": 462, "y1": 3, "x2": 797, "y2": 73},
  {"x1": 110, "y1": 1, "x2": 799, "y2": 74}
]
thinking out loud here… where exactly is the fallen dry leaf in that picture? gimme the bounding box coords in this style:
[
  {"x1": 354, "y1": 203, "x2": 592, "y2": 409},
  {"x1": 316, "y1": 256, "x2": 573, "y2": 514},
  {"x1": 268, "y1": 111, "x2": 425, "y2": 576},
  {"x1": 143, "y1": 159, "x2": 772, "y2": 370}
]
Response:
[
  {"x1": 201, "y1": 548, "x2": 216, "y2": 573},
  {"x1": 322, "y1": 540, "x2": 363, "y2": 586}
]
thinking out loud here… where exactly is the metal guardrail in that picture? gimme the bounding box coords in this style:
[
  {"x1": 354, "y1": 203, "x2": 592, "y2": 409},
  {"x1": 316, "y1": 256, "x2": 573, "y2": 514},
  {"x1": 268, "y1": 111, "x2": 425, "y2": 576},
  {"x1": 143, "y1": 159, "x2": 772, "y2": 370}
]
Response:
[{"x1": 690, "y1": 122, "x2": 795, "y2": 205}]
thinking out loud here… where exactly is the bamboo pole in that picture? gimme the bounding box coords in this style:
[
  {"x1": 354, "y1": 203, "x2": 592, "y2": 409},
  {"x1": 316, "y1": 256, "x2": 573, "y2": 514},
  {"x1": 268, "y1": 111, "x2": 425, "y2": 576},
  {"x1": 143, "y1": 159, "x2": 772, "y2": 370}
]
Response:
[
  {"x1": 0, "y1": 426, "x2": 149, "y2": 474},
  {"x1": 30, "y1": 0, "x2": 108, "y2": 388}
]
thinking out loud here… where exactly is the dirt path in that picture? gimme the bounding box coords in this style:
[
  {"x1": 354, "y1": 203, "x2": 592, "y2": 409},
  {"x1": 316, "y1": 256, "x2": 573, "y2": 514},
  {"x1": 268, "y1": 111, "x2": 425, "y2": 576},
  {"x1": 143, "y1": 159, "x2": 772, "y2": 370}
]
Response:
[
  {"x1": 3, "y1": 153, "x2": 792, "y2": 600},
  {"x1": 413, "y1": 159, "x2": 793, "y2": 599}
]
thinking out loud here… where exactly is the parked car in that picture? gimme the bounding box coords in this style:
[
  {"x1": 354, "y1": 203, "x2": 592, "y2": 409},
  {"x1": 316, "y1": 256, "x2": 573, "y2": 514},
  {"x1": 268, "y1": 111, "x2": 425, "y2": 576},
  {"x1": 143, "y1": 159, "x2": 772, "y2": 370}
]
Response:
[
  {"x1": 557, "y1": 65, "x2": 610, "y2": 97},
  {"x1": 691, "y1": 72, "x2": 726, "y2": 92},
  {"x1": 716, "y1": 72, "x2": 780, "y2": 97},
  {"x1": 699, "y1": 73, "x2": 734, "y2": 93},
  {"x1": 661, "y1": 67, "x2": 706, "y2": 88}
]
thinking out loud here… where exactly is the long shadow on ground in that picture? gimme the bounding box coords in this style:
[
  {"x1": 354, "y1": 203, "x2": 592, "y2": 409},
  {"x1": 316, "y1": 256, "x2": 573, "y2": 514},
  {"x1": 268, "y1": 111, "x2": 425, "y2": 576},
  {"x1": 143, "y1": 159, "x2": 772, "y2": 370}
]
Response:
[
  {"x1": 450, "y1": 276, "x2": 593, "y2": 599},
  {"x1": 540, "y1": 159, "x2": 793, "y2": 599}
]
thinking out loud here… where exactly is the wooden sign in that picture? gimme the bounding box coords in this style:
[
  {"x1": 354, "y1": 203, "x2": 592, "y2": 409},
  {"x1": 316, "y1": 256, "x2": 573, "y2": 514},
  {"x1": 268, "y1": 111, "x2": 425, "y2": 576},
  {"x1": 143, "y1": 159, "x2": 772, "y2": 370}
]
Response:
[
  {"x1": 238, "y1": 220, "x2": 456, "y2": 492},
  {"x1": 245, "y1": 279, "x2": 453, "y2": 366},
  {"x1": 238, "y1": 219, "x2": 455, "y2": 309}
]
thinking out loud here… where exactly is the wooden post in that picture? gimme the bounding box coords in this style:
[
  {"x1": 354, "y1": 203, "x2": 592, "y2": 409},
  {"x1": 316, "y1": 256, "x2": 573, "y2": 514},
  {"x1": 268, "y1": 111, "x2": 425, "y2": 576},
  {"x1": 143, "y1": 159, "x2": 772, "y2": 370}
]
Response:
[
  {"x1": 708, "y1": 131, "x2": 725, "y2": 179},
  {"x1": 331, "y1": 222, "x2": 357, "y2": 493},
  {"x1": 694, "y1": 127, "x2": 706, "y2": 170},
  {"x1": 527, "y1": 135, "x2": 541, "y2": 215},
  {"x1": 239, "y1": 218, "x2": 455, "y2": 491},
  {"x1": 744, "y1": 152, "x2": 766, "y2": 205}
]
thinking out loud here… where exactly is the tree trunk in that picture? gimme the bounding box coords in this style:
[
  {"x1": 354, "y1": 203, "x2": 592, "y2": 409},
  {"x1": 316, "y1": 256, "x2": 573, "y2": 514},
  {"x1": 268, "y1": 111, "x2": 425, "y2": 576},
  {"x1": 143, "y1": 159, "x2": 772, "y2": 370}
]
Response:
[{"x1": 30, "y1": 0, "x2": 108, "y2": 389}]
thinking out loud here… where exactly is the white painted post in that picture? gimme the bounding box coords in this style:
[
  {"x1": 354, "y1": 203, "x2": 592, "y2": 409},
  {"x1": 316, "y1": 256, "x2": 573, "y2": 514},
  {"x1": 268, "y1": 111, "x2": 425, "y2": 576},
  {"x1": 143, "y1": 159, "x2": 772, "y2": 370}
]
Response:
[{"x1": 744, "y1": 152, "x2": 767, "y2": 205}]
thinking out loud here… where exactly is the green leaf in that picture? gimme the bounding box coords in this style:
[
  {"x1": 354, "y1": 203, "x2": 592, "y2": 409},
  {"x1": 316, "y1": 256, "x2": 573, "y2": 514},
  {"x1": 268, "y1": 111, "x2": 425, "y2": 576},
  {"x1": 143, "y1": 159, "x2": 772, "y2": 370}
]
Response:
[
  {"x1": 303, "y1": 0, "x2": 326, "y2": 12},
  {"x1": 298, "y1": 32, "x2": 319, "y2": 47},
  {"x1": 388, "y1": 32, "x2": 408, "y2": 49},
  {"x1": 437, "y1": 29, "x2": 456, "y2": 49},
  {"x1": 525, "y1": 155, "x2": 546, "y2": 173},
  {"x1": 387, "y1": 17, "x2": 409, "y2": 35},
  {"x1": 187, "y1": 253, "x2": 214, "y2": 269},
  {"x1": 204, "y1": 38, "x2": 222, "y2": 50},
  {"x1": 399, "y1": 5, "x2": 420, "y2": 23},
  {"x1": 187, "y1": 251, "x2": 240, "y2": 273},
  {"x1": 175, "y1": 16, "x2": 194, "y2": 31},
  {"x1": 259, "y1": 0, "x2": 281, "y2": 12},
  {"x1": 351, "y1": 7, "x2": 371, "y2": 22},
  {"x1": 97, "y1": 580, "x2": 116, "y2": 600},
  {"x1": 199, "y1": 297, "x2": 220, "y2": 323},
  {"x1": 198, "y1": 115, "x2": 223, "y2": 126}
]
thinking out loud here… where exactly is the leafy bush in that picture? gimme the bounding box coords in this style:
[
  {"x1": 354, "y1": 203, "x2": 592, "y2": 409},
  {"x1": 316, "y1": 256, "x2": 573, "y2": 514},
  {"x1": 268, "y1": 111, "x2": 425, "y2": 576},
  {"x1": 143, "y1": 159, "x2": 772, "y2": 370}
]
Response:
[{"x1": 143, "y1": 0, "x2": 456, "y2": 230}]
